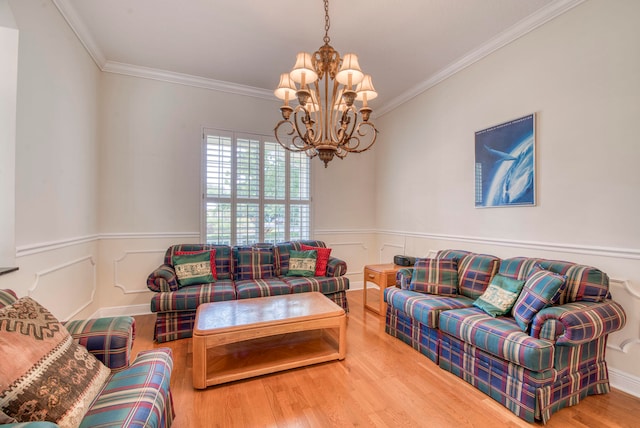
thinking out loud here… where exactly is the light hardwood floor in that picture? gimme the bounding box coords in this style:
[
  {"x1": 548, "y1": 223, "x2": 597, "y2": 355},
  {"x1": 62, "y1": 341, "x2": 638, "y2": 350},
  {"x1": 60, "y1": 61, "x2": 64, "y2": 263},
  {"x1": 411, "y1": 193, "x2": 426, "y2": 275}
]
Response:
[{"x1": 132, "y1": 289, "x2": 640, "y2": 428}]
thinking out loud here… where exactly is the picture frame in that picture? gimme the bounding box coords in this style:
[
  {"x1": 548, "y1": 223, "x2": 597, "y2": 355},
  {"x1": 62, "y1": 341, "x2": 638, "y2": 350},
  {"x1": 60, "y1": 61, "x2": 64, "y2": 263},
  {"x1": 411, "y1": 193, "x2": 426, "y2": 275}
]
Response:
[{"x1": 474, "y1": 113, "x2": 536, "y2": 208}]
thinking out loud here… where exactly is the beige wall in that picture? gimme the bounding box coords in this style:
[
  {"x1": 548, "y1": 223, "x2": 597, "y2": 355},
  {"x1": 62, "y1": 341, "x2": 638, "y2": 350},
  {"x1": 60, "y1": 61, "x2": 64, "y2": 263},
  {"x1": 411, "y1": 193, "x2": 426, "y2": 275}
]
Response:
[
  {"x1": 0, "y1": 0, "x2": 102, "y2": 320},
  {"x1": 0, "y1": 0, "x2": 17, "y2": 267},
  {"x1": 374, "y1": 0, "x2": 640, "y2": 392}
]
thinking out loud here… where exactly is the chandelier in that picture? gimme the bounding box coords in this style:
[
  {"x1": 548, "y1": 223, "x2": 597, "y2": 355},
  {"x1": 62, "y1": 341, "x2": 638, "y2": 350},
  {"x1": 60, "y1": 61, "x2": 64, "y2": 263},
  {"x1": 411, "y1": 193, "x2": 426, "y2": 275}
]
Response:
[{"x1": 274, "y1": 0, "x2": 378, "y2": 168}]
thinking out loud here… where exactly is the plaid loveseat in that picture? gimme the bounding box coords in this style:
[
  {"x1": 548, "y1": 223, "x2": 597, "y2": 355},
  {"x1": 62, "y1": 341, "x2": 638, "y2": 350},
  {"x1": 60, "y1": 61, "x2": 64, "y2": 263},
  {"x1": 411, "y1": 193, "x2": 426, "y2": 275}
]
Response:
[
  {"x1": 0, "y1": 289, "x2": 175, "y2": 428},
  {"x1": 384, "y1": 250, "x2": 626, "y2": 424},
  {"x1": 147, "y1": 240, "x2": 349, "y2": 343}
]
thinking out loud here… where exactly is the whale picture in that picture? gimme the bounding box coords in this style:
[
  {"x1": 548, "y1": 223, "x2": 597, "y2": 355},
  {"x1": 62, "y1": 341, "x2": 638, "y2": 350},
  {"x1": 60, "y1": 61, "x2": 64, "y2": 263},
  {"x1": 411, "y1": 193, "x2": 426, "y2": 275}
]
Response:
[{"x1": 475, "y1": 114, "x2": 535, "y2": 208}]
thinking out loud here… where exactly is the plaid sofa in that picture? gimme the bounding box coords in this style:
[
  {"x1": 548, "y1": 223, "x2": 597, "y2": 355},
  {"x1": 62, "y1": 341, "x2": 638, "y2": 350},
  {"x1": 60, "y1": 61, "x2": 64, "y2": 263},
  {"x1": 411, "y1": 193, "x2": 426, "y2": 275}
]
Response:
[
  {"x1": 147, "y1": 240, "x2": 349, "y2": 343},
  {"x1": 0, "y1": 289, "x2": 175, "y2": 428},
  {"x1": 384, "y1": 250, "x2": 626, "y2": 424}
]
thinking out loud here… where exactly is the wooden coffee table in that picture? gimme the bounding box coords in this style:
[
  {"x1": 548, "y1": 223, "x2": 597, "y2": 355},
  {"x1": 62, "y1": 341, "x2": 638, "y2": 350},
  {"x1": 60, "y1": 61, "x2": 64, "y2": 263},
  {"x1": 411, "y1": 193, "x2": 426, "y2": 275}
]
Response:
[{"x1": 192, "y1": 292, "x2": 347, "y2": 389}]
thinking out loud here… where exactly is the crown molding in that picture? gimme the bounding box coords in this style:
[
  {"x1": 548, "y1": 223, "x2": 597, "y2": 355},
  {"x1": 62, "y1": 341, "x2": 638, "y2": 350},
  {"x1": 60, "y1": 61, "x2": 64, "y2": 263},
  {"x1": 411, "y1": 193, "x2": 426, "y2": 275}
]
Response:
[
  {"x1": 52, "y1": 0, "x2": 105, "y2": 67},
  {"x1": 101, "y1": 61, "x2": 275, "y2": 100},
  {"x1": 376, "y1": 0, "x2": 586, "y2": 117},
  {"x1": 54, "y1": 0, "x2": 585, "y2": 109}
]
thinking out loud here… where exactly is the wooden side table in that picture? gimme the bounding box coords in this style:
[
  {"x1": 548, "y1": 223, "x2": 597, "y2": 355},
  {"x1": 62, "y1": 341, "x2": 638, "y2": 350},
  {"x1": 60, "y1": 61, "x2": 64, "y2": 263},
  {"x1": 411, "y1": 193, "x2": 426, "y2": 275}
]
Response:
[{"x1": 363, "y1": 263, "x2": 403, "y2": 315}]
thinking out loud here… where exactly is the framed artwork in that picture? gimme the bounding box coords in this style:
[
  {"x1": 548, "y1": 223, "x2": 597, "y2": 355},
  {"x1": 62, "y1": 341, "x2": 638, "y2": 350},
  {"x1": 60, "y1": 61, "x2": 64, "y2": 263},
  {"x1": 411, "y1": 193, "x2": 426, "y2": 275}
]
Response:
[{"x1": 474, "y1": 113, "x2": 535, "y2": 208}]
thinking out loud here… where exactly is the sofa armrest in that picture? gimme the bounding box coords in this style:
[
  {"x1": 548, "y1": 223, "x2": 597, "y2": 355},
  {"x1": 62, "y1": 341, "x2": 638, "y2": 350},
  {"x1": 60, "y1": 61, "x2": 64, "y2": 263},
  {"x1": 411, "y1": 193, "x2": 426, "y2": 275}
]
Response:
[
  {"x1": 325, "y1": 257, "x2": 347, "y2": 277},
  {"x1": 79, "y1": 348, "x2": 174, "y2": 428},
  {"x1": 396, "y1": 268, "x2": 414, "y2": 289},
  {"x1": 63, "y1": 316, "x2": 135, "y2": 371},
  {"x1": 530, "y1": 300, "x2": 626, "y2": 345},
  {"x1": 147, "y1": 264, "x2": 178, "y2": 292}
]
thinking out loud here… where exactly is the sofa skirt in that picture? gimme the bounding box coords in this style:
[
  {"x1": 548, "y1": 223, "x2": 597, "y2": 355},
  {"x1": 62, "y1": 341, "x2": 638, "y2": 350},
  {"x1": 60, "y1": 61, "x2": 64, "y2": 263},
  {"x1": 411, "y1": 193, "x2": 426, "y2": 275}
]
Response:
[
  {"x1": 439, "y1": 333, "x2": 611, "y2": 423},
  {"x1": 385, "y1": 306, "x2": 440, "y2": 363}
]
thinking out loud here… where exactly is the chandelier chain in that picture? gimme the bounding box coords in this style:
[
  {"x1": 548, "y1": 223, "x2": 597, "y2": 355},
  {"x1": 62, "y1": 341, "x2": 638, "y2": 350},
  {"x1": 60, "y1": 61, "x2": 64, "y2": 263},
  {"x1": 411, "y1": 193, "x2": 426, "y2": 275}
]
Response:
[{"x1": 323, "y1": 0, "x2": 330, "y2": 45}]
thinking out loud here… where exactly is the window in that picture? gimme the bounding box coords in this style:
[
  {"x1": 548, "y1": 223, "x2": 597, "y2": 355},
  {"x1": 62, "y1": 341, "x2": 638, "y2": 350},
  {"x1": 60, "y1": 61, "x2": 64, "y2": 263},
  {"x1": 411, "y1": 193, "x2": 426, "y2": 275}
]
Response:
[{"x1": 203, "y1": 129, "x2": 311, "y2": 245}]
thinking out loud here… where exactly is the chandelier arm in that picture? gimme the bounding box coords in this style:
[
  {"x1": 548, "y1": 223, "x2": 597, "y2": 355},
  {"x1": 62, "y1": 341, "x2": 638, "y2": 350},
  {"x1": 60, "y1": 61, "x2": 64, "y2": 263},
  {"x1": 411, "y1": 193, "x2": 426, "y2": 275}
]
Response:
[{"x1": 341, "y1": 122, "x2": 378, "y2": 153}]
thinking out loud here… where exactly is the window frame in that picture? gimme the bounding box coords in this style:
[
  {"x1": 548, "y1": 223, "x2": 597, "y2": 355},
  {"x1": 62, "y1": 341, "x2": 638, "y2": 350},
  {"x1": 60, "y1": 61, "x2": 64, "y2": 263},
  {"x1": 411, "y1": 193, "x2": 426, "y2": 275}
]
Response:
[{"x1": 200, "y1": 128, "x2": 313, "y2": 246}]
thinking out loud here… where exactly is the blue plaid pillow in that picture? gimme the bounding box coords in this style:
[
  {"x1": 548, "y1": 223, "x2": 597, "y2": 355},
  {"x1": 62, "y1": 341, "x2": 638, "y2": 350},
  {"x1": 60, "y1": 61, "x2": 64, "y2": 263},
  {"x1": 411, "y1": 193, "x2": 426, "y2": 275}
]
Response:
[
  {"x1": 409, "y1": 258, "x2": 459, "y2": 296},
  {"x1": 512, "y1": 264, "x2": 566, "y2": 331}
]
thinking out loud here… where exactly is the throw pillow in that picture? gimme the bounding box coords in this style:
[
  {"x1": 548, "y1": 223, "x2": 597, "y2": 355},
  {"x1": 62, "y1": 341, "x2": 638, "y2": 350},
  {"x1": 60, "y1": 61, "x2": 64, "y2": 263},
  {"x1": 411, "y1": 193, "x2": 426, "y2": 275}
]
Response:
[
  {"x1": 0, "y1": 297, "x2": 111, "y2": 427},
  {"x1": 300, "y1": 244, "x2": 332, "y2": 276},
  {"x1": 175, "y1": 249, "x2": 217, "y2": 280},
  {"x1": 511, "y1": 265, "x2": 567, "y2": 331},
  {"x1": 174, "y1": 252, "x2": 215, "y2": 287},
  {"x1": 409, "y1": 258, "x2": 459, "y2": 296},
  {"x1": 473, "y1": 274, "x2": 526, "y2": 317},
  {"x1": 286, "y1": 250, "x2": 317, "y2": 277},
  {"x1": 233, "y1": 246, "x2": 275, "y2": 280}
]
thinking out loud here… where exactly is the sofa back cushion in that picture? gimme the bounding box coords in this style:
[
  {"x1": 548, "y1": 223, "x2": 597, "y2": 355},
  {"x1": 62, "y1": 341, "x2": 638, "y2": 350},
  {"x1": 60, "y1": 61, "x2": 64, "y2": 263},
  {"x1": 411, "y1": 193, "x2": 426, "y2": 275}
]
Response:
[
  {"x1": 274, "y1": 240, "x2": 326, "y2": 277},
  {"x1": 499, "y1": 257, "x2": 609, "y2": 304},
  {"x1": 536, "y1": 259, "x2": 609, "y2": 304},
  {"x1": 437, "y1": 250, "x2": 500, "y2": 299},
  {"x1": 165, "y1": 244, "x2": 232, "y2": 280},
  {"x1": 232, "y1": 245, "x2": 275, "y2": 280}
]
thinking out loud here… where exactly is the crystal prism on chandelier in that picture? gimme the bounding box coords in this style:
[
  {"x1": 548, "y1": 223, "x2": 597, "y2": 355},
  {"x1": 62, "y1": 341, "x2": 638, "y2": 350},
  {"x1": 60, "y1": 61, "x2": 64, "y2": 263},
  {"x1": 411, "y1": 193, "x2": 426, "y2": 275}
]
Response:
[{"x1": 274, "y1": 0, "x2": 378, "y2": 168}]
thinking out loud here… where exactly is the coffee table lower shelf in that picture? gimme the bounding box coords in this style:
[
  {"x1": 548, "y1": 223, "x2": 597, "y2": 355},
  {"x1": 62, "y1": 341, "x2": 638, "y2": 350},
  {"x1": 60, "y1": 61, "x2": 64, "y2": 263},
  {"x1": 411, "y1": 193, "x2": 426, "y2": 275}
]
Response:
[{"x1": 199, "y1": 329, "x2": 342, "y2": 387}]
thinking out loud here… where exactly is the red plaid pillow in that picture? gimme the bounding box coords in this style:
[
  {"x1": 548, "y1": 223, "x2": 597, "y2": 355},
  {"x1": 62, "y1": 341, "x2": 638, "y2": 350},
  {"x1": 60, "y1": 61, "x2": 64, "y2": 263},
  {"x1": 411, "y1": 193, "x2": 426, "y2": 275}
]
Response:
[
  {"x1": 301, "y1": 244, "x2": 332, "y2": 276},
  {"x1": 175, "y1": 249, "x2": 217, "y2": 280}
]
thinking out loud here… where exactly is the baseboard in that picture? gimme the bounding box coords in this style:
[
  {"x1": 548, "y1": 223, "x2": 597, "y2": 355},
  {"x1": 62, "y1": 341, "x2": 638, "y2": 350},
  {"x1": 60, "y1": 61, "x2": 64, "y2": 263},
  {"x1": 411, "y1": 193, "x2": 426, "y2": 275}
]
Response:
[
  {"x1": 609, "y1": 367, "x2": 640, "y2": 398},
  {"x1": 91, "y1": 303, "x2": 152, "y2": 319}
]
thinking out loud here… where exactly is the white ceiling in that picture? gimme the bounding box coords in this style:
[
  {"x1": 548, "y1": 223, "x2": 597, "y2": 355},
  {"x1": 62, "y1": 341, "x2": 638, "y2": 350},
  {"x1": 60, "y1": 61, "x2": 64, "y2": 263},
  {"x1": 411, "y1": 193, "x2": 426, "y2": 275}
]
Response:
[{"x1": 53, "y1": 0, "x2": 582, "y2": 115}]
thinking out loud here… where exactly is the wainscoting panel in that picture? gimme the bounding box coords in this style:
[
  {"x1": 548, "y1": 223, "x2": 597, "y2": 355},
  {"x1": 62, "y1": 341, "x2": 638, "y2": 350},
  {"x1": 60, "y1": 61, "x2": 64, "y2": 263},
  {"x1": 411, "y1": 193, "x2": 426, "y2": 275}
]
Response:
[
  {"x1": 114, "y1": 249, "x2": 167, "y2": 294},
  {"x1": 29, "y1": 255, "x2": 96, "y2": 321}
]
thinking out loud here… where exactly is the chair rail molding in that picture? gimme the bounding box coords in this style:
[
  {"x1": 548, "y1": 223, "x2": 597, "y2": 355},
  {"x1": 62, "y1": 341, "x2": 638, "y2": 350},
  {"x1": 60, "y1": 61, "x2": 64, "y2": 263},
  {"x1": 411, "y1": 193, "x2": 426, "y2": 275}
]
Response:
[{"x1": 376, "y1": 229, "x2": 640, "y2": 260}]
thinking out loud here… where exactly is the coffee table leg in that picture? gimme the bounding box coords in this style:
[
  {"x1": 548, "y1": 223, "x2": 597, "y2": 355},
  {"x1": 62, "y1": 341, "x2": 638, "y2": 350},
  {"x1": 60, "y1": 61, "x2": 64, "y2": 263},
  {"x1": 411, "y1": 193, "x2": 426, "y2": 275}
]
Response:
[
  {"x1": 193, "y1": 335, "x2": 206, "y2": 389},
  {"x1": 338, "y1": 315, "x2": 347, "y2": 360}
]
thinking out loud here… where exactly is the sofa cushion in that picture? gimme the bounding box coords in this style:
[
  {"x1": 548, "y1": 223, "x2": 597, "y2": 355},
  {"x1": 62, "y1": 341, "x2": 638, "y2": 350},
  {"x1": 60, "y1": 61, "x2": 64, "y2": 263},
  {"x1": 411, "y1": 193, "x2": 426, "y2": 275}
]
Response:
[
  {"x1": 409, "y1": 258, "x2": 459, "y2": 296},
  {"x1": 282, "y1": 275, "x2": 350, "y2": 295},
  {"x1": 174, "y1": 252, "x2": 216, "y2": 287},
  {"x1": 385, "y1": 287, "x2": 475, "y2": 328},
  {"x1": 150, "y1": 281, "x2": 236, "y2": 312},
  {"x1": 301, "y1": 244, "x2": 332, "y2": 276},
  {"x1": 235, "y1": 278, "x2": 292, "y2": 299},
  {"x1": 512, "y1": 265, "x2": 566, "y2": 332},
  {"x1": 439, "y1": 307, "x2": 555, "y2": 372},
  {"x1": 0, "y1": 297, "x2": 111, "y2": 427},
  {"x1": 286, "y1": 250, "x2": 317, "y2": 277},
  {"x1": 473, "y1": 274, "x2": 525, "y2": 317},
  {"x1": 233, "y1": 246, "x2": 275, "y2": 280},
  {"x1": 166, "y1": 244, "x2": 232, "y2": 280}
]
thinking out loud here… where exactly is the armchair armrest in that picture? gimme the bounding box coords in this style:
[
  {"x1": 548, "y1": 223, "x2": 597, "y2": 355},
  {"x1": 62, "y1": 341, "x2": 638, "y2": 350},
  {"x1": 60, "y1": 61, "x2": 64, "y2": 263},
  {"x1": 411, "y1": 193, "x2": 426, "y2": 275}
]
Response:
[
  {"x1": 63, "y1": 316, "x2": 135, "y2": 371},
  {"x1": 325, "y1": 256, "x2": 347, "y2": 277},
  {"x1": 147, "y1": 264, "x2": 178, "y2": 292},
  {"x1": 530, "y1": 300, "x2": 626, "y2": 345},
  {"x1": 396, "y1": 268, "x2": 414, "y2": 289}
]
